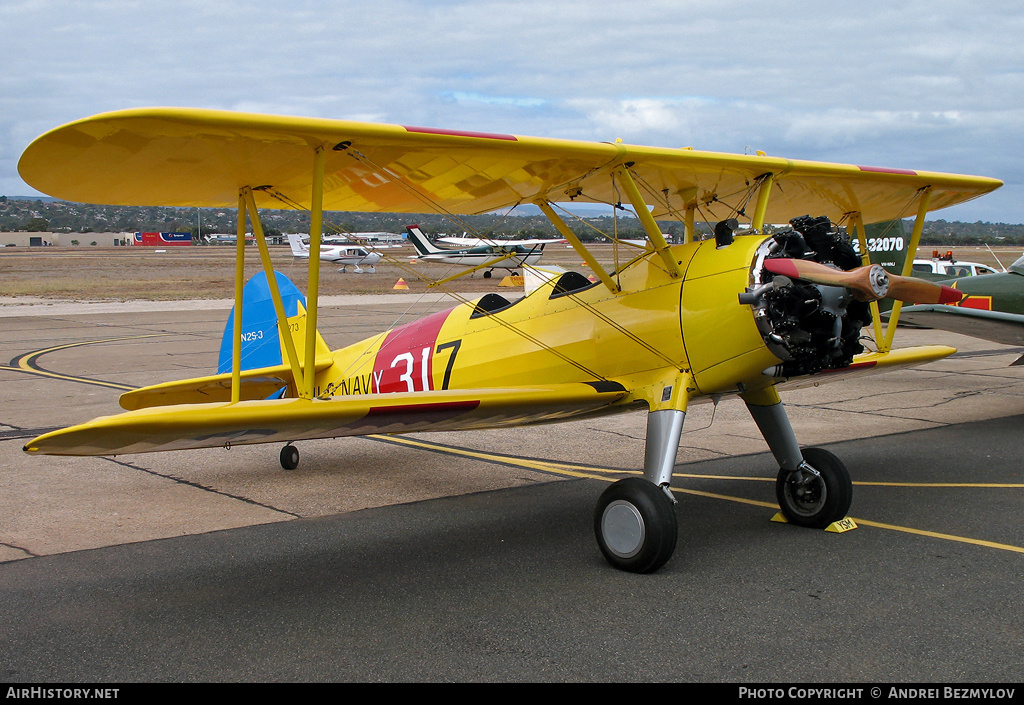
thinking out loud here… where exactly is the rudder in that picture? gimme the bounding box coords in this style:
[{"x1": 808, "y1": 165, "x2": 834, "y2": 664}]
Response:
[{"x1": 217, "y1": 271, "x2": 328, "y2": 379}]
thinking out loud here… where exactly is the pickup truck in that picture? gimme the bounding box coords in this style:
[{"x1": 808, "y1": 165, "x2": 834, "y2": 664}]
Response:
[{"x1": 912, "y1": 253, "x2": 1001, "y2": 278}]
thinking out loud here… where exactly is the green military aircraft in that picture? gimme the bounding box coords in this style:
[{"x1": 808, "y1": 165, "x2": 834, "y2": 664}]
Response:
[
  {"x1": 894, "y1": 253, "x2": 1024, "y2": 357},
  {"x1": 852, "y1": 219, "x2": 1024, "y2": 362}
]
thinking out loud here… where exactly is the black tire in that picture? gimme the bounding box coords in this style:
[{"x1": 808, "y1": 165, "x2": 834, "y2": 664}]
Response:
[
  {"x1": 483, "y1": 270, "x2": 493, "y2": 279},
  {"x1": 775, "y1": 447, "x2": 852, "y2": 528},
  {"x1": 594, "y1": 478, "x2": 678, "y2": 573},
  {"x1": 280, "y1": 444, "x2": 299, "y2": 471}
]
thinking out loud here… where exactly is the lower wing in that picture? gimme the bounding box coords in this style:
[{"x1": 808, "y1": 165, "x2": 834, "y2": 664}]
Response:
[{"x1": 24, "y1": 383, "x2": 628, "y2": 456}]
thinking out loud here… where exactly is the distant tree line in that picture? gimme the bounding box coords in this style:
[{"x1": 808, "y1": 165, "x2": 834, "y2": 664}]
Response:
[{"x1": 1, "y1": 197, "x2": 1021, "y2": 245}]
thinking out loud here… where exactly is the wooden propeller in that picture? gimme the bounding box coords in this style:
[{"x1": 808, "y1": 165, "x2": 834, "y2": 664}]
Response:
[{"x1": 763, "y1": 258, "x2": 964, "y2": 305}]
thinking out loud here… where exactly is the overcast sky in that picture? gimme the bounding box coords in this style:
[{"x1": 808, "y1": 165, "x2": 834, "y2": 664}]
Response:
[{"x1": 2, "y1": 0, "x2": 1021, "y2": 222}]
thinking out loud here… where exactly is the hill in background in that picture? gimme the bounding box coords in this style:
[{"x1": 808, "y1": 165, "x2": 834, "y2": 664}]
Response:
[{"x1": 2, "y1": 195, "x2": 1021, "y2": 246}]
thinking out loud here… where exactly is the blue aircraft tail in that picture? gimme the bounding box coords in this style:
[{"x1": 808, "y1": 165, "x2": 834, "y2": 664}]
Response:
[{"x1": 217, "y1": 273, "x2": 328, "y2": 396}]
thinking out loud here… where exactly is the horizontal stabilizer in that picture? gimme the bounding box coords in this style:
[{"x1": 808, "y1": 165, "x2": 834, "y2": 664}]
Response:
[
  {"x1": 118, "y1": 359, "x2": 335, "y2": 411},
  {"x1": 27, "y1": 383, "x2": 628, "y2": 457}
]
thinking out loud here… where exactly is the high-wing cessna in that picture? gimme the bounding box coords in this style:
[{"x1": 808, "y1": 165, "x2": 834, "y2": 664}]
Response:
[
  {"x1": 18, "y1": 108, "x2": 1002, "y2": 573},
  {"x1": 287, "y1": 232, "x2": 382, "y2": 273},
  {"x1": 406, "y1": 225, "x2": 556, "y2": 277}
]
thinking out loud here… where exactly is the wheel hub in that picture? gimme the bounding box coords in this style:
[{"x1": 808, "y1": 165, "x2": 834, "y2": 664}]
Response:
[
  {"x1": 785, "y1": 473, "x2": 826, "y2": 515},
  {"x1": 601, "y1": 500, "x2": 646, "y2": 559}
]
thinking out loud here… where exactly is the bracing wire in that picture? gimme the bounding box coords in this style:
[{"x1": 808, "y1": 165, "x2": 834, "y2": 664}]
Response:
[{"x1": 256, "y1": 187, "x2": 619, "y2": 384}]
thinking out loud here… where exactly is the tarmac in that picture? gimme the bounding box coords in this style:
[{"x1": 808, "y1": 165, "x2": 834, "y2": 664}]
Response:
[{"x1": 1, "y1": 294, "x2": 1023, "y2": 681}]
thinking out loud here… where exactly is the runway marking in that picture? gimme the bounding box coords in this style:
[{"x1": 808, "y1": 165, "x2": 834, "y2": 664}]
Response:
[
  {"x1": 376, "y1": 435, "x2": 1024, "y2": 556},
  {"x1": 847, "y1": 519, "x2": 1024, "y2": 555},
  {"x1": 4, "y1": 334, "x2": 167, "y2": 391},
  {"x1": 853, "y1": 480, "x2": 1024, "y2": 488},
  {"x1": 13, "y1": 337, "x2": 1024, "y2": 556},
  {"x1": 380, "y1": 439, "x2": 1024, "y2": 489},
  {"x1": 376, "y1": 435, "x2": 614, "y2": 481}
]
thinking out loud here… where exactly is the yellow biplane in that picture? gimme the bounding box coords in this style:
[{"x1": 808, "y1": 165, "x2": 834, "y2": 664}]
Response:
[{"x1": 18, "y1": 108, "x2": 1002, "y2": 573}]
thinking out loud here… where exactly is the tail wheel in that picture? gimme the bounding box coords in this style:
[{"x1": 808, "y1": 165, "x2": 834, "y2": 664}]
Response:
[
  {"x1": 594, "y1": 478, "x2": 678, "y2": 573},
  {"x1": 775, "y1": 447, "x2": 852, "y2": 528},
  {"x1": 280, "y1": 444, "x2": 299, "y2": 471}
]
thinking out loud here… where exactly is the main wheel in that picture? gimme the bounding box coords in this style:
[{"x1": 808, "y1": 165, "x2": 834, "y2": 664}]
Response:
[
  {"x1": 594, "y1": 478, "x2": 678, "y2": 573},
  {"x1": 483, "y1": 270, "x2": 493, "y2": 279},
  {"x1": 280, "y1": 444, "x2": 299, "y2": 471},
  {"x1": 775, "y1": 447, "x2": 852, "y2": 528}
]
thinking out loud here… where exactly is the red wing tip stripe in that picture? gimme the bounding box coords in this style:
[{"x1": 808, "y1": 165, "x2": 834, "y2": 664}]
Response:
[
  {"x1": 403, "y1": 125, "x2": 518, "y2": 141},
  {"x1": 857, "y1": 165, "x2": 918, "y2": 176},
  {"x1": 821, "y1": 361, "x2": 878, "y2": 374},
  {"x1": 367, "y1": 400, "x2": 481, "y2": 416}
]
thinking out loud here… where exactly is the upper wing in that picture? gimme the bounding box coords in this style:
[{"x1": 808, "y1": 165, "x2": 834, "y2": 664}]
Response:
[
  {"x1": 24, "y1": 382, "x2": 629, "y2": 456},
  {"x1": 19, "y1": 107, "x2": 1001, "y2": 223}
]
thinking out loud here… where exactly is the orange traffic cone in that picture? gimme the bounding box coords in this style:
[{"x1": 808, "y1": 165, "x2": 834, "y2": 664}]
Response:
[{"x1": 393, "y1": 278, "x2": 409, "y2": 290}]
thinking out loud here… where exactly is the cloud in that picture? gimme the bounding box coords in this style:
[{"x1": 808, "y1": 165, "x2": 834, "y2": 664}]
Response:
[{"x1": 2, "y1": 0, "x2": 1021, "y2": 221}]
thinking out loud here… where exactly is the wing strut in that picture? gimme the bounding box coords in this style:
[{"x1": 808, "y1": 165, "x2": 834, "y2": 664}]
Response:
[
  {"x1": 750, "y1": 173, "x2": 775, "y2": 232},
  {"x1": 231, "y1": 192, "x2": 246, "y2": 403},
  {"x1": 880, "y1": 186, "x2": 933, "y2": 352},
  {"x1": 684, "y1": 204, "x2": 696, "y2": 244},
  {"x1": 533, "y1": 200, "x2": 621, "y2": 294},
  {"x1": 616, "y1": 169, "x2": 682, "y2": 278},
  {"x1": 305, "y1": 146, "x2": 326, "y2": 400},
  {"x1": 242, "y1": 187, "x2": 307, "y2": 396}
]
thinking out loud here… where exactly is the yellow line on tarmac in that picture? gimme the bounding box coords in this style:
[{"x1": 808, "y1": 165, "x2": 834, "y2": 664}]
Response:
[
  {"x1": 854, "y1": 481, "x2": 1024, "y2": 488},
  {"x1": 850, "y1": 518, "x2": 1024, "y2": 555},
  {"x1": 376, "y1": 435, "x2": 1024, "y2": 556},
  {"x1": 378, "y1": 435, "x2": 613, "y2": 481},
  {"x1": 620, "y1": 470, "x2": 1024, "y2": 489},
  {"x1": 10, "y1": 334, "x2": 168, "y2": 391}
]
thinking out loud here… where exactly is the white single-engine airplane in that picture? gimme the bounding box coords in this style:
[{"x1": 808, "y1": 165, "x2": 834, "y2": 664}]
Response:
[
  {"x1": 406, "y1": 225, "x2": 559, "y2": 277},
  {"x1": 287, "y1": 233, "x2": 382, "y2": 273},
  {"x1": 18, "y1": 108, "x2": 1001, "y2": 573}
]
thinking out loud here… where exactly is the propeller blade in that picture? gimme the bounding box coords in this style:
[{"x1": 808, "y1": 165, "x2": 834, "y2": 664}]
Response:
[
  {"x1": 886, "y1": 276, "x2": 963, "y2": 304},
  {"x1": 762, "y1": 258, "x2": 963, "y2": 304}
]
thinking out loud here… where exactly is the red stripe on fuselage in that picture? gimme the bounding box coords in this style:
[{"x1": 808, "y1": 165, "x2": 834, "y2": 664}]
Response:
[{"x1": 372, "y1": 308, "x2": 455, "y2": 393}]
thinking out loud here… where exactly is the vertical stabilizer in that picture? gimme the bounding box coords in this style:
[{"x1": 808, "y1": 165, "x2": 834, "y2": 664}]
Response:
[
  {"x1": 859, "y1": 219, "x2": 909, "y2": 274},
  {"x1": 287, "y1": 233, "x2": 309, "y2": 258},
  {"x1": 217, "y1": 271, "x2": 328, "y2": 378},
  {"x1": 405, "y1": 225, "x2": 444, "y2": 255}
]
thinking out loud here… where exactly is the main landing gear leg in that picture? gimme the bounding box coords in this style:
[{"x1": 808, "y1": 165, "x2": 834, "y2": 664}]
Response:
[
  {"x1": 594, "y1": 408, "x2": 682, "y2": 573},
  {"x1": 743, "y1": 389, "x2": 852, "y2": 528}
]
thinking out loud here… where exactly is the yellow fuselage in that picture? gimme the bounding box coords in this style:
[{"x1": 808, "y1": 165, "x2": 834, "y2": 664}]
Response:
[{"x1": 316, "y1": 235, "x2": 779, "y2": 404}]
